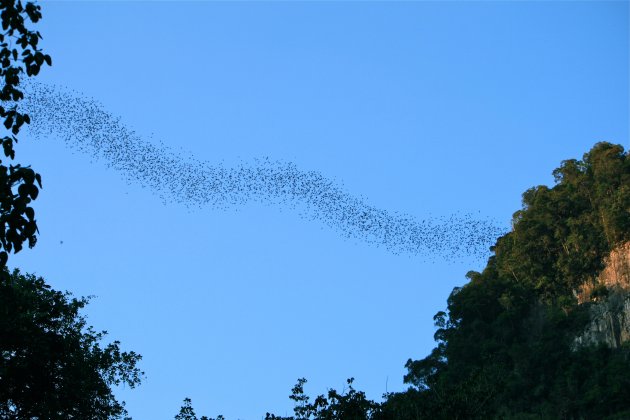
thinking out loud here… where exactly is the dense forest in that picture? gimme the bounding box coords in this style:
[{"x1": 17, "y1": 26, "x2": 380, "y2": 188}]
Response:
[{"x1": 0, "y1": 1, "x2": 629, "y2": 419}]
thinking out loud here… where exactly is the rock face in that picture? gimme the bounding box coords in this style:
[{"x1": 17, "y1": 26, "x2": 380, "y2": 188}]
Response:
[
  {"x1": 573, "y1": 242, "x2": 630, "y2": 349},
  {"x1": 573, "y1": 291, "x2": 630, "y2": 349},
  {"x1": 597, "y1": 241, "x2": 630, "y2": 291}
]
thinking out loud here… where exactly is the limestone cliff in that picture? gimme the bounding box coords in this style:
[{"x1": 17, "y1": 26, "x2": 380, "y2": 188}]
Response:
[
  {"x1": 574, "y1": 242, "x2": 630, "y2": 349},
  {"x1": 573, "y1": 291, "x2": 630, "y2": 349}
]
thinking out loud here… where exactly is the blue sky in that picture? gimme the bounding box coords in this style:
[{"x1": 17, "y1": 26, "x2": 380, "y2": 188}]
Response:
[{"x1": 9, "y1": 1, "x2": 629, "y2": 419}]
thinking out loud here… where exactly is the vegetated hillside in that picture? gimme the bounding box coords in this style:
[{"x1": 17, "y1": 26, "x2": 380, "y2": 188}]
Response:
[
  {"x1": 398, "y1": 141, "x2": 630, "y2": 419},
  {"x1": 260, "y1": 142, "x2": 630, "y2": 420}
]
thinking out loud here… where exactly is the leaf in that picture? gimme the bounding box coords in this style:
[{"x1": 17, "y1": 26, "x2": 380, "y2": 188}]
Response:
[
  {"x1": 17, "y1": 183, "x2": 29, "y2": 197},
  {"x1": 3, "y1": 115, "x2": 12, "y2": 129},
  {"x1": 29, "y1": 184, "x2": 38, "y2": 199},
  {"x1": 21, "y1": 168, "x2": 34, "y2": 184},
  {"x1": 3, "y1": 139, "x2": 15, "y2": 159}
]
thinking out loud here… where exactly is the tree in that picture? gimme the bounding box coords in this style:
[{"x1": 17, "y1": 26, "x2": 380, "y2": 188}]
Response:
[
  {"x1": 0, "y1": 0, "x2": 51, "y2": 269},
  {"x1": 401, "y1": 142, "x2": 630, "y2": 418},
  {"x1": 174, "y1": 398, "x2": 223, "y2": 420},
  {"x1": 0, "y1": 268, "x2": 143, "y2": 418},
  {"x1": 265, "y1": 378, "x2": 382, "y2": 420}
]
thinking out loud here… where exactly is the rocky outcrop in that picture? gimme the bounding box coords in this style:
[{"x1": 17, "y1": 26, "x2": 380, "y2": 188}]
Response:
[
  {"x1": 598, "y1": 241, "x2": 630, "y2": 289},
  {"x1": 573, "y1": 291, "x2": 630, "y2": 349},
  {"x1": 573, "y1": 242, "x2": 630, "y2": 349},
  {"x1": 576, "y1": 241, "x2": 630, "y2": 304}
]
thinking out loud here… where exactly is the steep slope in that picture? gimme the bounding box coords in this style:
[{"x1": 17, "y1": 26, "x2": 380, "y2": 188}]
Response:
[{"x1": 400, "y1": 142, "x2": 630, "y2": 419}]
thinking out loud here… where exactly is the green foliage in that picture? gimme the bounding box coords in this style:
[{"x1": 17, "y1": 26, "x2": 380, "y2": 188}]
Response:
[
  {"x1": 402, "y1": 142, "x2": 630, "y2": 418},
  {"x1": 265, "y1": 378, "x2": 381, "y2": 420},
  {"x1": 0, "y1": 0, "x2": 51, "y2": 269},
  {"x1": 0, "y1": 269, "x2": 143, "y2": 419},
  {"x1": 496, "y1": 142, "x2": 629, "y2": 302}
]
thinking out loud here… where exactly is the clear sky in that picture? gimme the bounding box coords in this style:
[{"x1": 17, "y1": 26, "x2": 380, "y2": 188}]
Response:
[{"x1": 9, "y1": 1, "x2": 629, "y2": 419}]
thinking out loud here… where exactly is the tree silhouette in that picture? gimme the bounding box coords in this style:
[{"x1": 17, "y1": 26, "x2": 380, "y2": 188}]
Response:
[
  {"x1": 0, "y1": 268, "x2": 143, "y2": 418},
  {"x1": 0, "y1": 0, "x2": 51, "y2": 269},
  {"x1": 175, "y1": 397, "x2": 223, "y2": 420}
]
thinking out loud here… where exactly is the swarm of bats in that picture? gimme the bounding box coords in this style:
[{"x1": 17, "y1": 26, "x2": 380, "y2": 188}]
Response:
[{"x1": 18, "y1": 82, "x2": 505, "y2": 261}]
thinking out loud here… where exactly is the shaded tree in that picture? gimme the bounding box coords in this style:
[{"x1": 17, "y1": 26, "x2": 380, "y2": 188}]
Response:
[
  {"x1": 0, "y1": 268, "x2": 143, "y2": 418},
  {"x1": 265, "y1": 378, "x2": 382, "y2": 420},
  {"x1": 175, "y1": 397, "x2": 223, "y2": 420}
]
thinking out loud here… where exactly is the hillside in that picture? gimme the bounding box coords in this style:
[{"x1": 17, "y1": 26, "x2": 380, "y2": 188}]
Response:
[{"x1": 398, "y1": 142, "x2": 630, "y2": 419}]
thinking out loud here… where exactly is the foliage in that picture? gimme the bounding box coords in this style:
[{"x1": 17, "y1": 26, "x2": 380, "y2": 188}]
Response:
[
  {"x1": 495, "y1": 142, "x2": 630, "y2": 302},
  {"x1": 402, "y1": 142, "x2": 630, "y2": 418},
  {"x1": 0, "y1": 0, "x2": 51, "y2": 269},
  {"x1": 265, "y1": 378, "x2": 382, "y2": 420},
  {"x1": 0, "y1": 268, "x2": 143, "y2": 419},
  {"x1": 175, "y1": 398, "x2": 223, "y2": 420}
]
